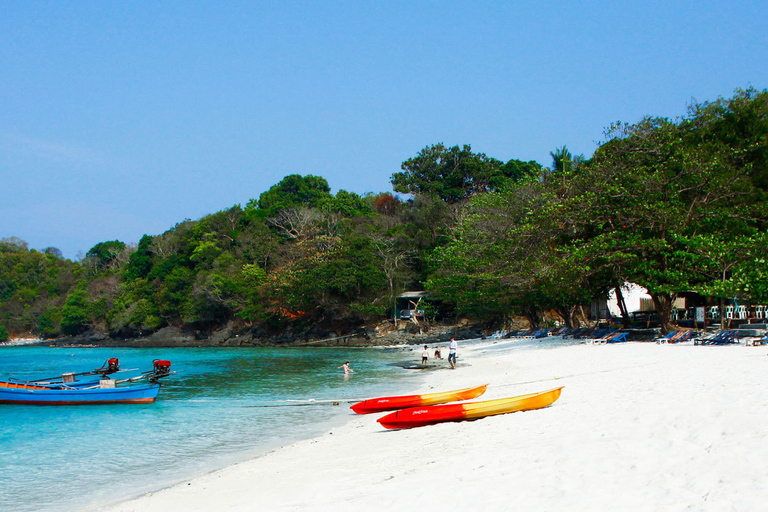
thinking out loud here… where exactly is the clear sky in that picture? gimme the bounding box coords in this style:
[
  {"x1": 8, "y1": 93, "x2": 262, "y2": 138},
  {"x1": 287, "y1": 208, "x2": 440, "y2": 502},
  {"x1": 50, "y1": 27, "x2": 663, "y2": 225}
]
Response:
[{"x1": 2, "y1": 1, "x2": 767, "y2": 259}]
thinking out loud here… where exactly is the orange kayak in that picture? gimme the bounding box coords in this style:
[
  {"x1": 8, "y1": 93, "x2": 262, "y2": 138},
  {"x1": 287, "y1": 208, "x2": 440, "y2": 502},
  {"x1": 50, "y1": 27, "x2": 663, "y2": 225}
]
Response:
[
  {"x1": 377, "y1": 386, "x2": 563, "y2": 429},
  {"x1": 350, "y1": 384, "x2": 488, "y2": 414}
]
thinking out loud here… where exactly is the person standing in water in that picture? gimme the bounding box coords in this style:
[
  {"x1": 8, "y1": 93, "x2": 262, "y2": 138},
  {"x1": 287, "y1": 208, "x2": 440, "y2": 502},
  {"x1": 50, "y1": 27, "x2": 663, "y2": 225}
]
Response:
[
  {"x1": 338, "y1": 361, "x2": 353, "y2": 374},
  {"x1": 421, "y1": 345, "x2": 429, "y2": 367},
  {"x1": 448, "y1": 338, "x2": 458, "y2": 369}
]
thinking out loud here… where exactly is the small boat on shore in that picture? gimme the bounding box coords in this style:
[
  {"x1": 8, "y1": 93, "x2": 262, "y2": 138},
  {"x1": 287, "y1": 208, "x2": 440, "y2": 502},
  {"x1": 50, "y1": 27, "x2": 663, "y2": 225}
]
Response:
[
  {"x1": 10, "y1": 358, "x2": 124, "y2": 388},
  {"x1": 350, "y1": 384, "x2": 488, "y2": 414},
  {"x1": 377, "y1": 386, "x2": 563, "y2": 429},
  {"x1": 0, "y1": 359, "x2": 174, "y2": 405}
]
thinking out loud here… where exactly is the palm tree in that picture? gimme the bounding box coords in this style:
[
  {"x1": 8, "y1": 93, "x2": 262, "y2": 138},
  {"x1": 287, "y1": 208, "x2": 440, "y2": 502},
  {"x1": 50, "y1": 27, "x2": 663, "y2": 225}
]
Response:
[{"x1": 550, "y1": 146, "x2": 585, "y2": 174}]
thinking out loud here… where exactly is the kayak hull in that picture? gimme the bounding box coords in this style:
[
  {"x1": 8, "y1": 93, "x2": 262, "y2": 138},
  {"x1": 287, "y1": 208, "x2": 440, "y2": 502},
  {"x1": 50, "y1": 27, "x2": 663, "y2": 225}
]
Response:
[
  {"x1": 351, "y1": 384, "x2": 488, "y2": 414},
  {"x1": 377, "y1": 386, "x2": 563, "y2": 429}
]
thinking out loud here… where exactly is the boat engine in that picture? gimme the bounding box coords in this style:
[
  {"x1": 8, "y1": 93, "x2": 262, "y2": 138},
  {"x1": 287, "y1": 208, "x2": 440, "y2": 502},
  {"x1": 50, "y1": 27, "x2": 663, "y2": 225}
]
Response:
[
  {"x1": 107, "y1": 358, "x2": 120, "y2": 372},
  {"x1": 152, "y1": 359, "x2": 172, "y2": 378}
]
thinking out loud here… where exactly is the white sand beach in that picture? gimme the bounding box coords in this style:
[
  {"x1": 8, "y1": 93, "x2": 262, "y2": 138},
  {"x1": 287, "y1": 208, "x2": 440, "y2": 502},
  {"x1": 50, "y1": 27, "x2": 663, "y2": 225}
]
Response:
[{"x1": 104, "y1": 339, "x2": 768, "y2": 511}]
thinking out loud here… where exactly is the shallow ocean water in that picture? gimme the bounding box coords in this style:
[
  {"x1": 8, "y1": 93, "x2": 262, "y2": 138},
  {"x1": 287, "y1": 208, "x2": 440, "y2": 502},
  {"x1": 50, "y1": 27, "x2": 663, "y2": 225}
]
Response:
[{"x1": 0, "y1": 345, "x2": 424, "y2": 512}]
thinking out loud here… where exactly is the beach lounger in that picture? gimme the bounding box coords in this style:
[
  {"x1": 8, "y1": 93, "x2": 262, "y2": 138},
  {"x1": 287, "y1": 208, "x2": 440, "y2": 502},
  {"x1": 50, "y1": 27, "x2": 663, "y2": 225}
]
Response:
[
  {"x1": 548, "y1": 327, "x2": 571, "y2": 337},
  {"x1": 655, "y1": 330, "x2": 679, "y2": 344},
  {"x1": 570, "y1": 327, "x2": 593, "y2": 339},
  {"x1": 655, "y1": 330, "x2": 696, "y2": 344},
  {"x1": 594, "y1": 331, "x2": 627, "y2": 344},
  {"x1": 695, "y1": 330, "x2": 739, "y2": 345},
  {"x1": 604, "y1": 332, "x2": 628, "y2": 343},
  {"x1": 523, "y1": 329, "x2": 547, "y2": 339},
  {"x1": 589, "y1": 328, "x2": 612, "y2": 340}
]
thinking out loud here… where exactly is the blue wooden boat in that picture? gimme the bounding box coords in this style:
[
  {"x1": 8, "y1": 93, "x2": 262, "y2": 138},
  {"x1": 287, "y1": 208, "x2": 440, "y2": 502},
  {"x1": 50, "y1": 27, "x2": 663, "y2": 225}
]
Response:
[
  {"x1": 0, "y1": 359, "x2": 173, "y2": 405},
  {"x1": 0, "y1": 380, "x2": 161, "y2": 405}
]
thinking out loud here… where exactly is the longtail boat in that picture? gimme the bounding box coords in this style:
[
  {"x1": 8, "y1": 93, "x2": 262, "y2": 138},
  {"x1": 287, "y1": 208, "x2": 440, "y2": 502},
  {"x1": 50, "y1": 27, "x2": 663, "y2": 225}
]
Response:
[
  {"x1": 377, "y1": 386, "x2": 563, "y2": 429},
  {"x1": 10, "y1": 358, "x2": 125, "y2": 388},
  {"x1": 0, "y1": 359, "x2": 174, "y2": 405},
  {"x1": 350, "y1": 384, "x2": 488, "y2": 414}
]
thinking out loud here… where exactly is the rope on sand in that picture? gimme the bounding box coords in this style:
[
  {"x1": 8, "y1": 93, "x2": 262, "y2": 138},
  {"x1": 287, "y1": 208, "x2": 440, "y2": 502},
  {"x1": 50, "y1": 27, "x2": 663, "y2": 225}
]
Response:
[{"x1": 245, "y1": 398, "x2": 359, "y2": 408}]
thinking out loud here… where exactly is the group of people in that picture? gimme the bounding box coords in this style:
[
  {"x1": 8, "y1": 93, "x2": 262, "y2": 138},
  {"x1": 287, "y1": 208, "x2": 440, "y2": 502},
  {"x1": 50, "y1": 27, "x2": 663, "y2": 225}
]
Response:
[
  {"x1": 421, "y1": 338, "x2": 458, "y2": 369},
  {"x1": 340, "y1": 338, "x2": 459, "y2": 376}
]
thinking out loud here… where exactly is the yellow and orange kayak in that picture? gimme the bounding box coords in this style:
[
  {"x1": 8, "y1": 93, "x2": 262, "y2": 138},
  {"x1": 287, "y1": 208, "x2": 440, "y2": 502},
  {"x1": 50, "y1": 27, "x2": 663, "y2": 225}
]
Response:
[
  {"x1": 377, "y1": 386, "x2": 563, "y2": 429},
  {"x1": 350, "y1": 384, "x2": 488, "y2": 414}
]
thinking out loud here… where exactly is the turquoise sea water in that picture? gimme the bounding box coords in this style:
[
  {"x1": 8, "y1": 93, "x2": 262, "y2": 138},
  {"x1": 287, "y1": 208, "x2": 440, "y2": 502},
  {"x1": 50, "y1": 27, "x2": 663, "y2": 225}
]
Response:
[{"x1": 0, "y1": 345, "x2": 425, "y2": 512}]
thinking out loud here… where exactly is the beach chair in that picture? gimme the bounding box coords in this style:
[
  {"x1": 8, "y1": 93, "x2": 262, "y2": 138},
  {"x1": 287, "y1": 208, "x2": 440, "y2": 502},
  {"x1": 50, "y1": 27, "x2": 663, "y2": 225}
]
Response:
[
  {"x1": 599, "y1": 332, "x2": 628, "y2": 344},
  {"x1": 571, "y1": 327, "x2": 594, "y2": 339},
  {"x1": 590, "y1": 328, "x2": 612, "y2": 340},
  {"x1": 656, "y1": 330, "x2": 696, "y2": 344},
  {"x1": 655, "y1": 330, "x2": 679, "y2": 344},
  {"x1": 695, "y1": 330, "x2": 739, "y2": 345},
  {"x1": 744, "y1": 333, "x2": 768, "y2": 346}
]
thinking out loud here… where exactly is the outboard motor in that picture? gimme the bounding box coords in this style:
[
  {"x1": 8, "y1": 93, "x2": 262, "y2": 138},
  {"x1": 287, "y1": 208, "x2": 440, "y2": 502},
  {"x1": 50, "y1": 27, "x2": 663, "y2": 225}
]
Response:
[
  {"x1": 107, "y1": 358, "x2": 120, "y2": 373},
  {"x1": 152, "y1": 360, "x2": 172, "y2": 379}
]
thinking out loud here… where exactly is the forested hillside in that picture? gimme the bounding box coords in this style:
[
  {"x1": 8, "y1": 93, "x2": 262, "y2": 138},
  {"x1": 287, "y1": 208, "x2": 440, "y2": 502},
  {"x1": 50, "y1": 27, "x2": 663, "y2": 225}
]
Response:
[{"x1": 2, "y1": 89, "x2": 767, "y2": 342}]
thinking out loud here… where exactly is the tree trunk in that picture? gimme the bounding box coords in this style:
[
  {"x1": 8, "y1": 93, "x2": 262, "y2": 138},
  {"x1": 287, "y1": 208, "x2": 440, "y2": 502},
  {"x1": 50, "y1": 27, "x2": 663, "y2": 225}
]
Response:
[
  {"x1": 614, "y1": 284, "x2": 631, "y2": 328},
  {"x1": 651, "y1": 293, "x2": 675, "y2": 334},
  {"x1": 720, "y1": 297, "x2": 726, "y2": 330},
  {"x1": 523, "y1": 308, "x2": 539, "y2": 329},
  {"x1": 554, "y1": 307, "x2": 573, "y2": 329},
  {"x1": 569, "y1": 305, "x2": 581, "y2": 329},
  {"x1": 577, "y1": 305, "x2": 592, "y2": 327}
]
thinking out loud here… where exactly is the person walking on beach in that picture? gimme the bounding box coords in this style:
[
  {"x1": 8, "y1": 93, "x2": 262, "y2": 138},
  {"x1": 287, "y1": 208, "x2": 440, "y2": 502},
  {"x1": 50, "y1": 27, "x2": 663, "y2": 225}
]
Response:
[
  {"x1": 338, "y1": 362, "x2": 353, "y2": 374},
  {"x1": 421, "y1": 345, "x2": 429, "y2": 367},
  {"x1": 448, "y1": 338, "x2": 458, "y2": 369}
]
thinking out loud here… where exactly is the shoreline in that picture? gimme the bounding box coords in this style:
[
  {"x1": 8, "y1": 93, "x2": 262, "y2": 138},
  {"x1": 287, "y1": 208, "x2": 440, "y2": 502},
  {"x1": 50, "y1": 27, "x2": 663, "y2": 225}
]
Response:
[
  {"x1": 1, "y1": 344, "x2": 432, "y2": 512},
  {"x1": 21, "y1": 321, "x2": 485, "y2": 349},
  {"x1": 101, "y1": 339, "x2": 768, "y2": 511}
]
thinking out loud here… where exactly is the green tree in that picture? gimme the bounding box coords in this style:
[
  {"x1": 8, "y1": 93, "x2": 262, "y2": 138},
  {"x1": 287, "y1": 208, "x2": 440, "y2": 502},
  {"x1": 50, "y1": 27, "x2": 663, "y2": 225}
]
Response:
[
  {"x1": 61, "y1": 288, "x2": 91, "y2": 335},
  {"x1": 392, "y1": 144, "x2": 537, "y2": 203},
  {"x1": 85, "y1": 240, "x2": 127, "y2": 270},
  {"x1": 318, "y1": 190, "x2": 372, "y2": 217},
  {"x1": 252, "y1": 174, "x2": 333, "y2": 213},
  {"x1": 0, "y1": 236, "x2": 29, "y2": 252},
  {"x1": 124, "y1": 235, "x2": 154, "y2": 281}
]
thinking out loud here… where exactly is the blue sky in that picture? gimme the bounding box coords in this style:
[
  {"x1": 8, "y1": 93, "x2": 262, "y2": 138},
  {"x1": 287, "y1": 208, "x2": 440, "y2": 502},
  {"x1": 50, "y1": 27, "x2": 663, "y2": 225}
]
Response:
[{"x1": 2, "y1": 1, "x2": 767, "y2": 259}]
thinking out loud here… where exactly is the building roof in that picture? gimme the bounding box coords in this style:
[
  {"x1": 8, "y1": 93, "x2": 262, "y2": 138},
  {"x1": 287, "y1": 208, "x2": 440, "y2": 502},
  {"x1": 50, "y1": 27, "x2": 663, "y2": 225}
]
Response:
[{"x1": 397, "y1": 291, "x2": 428, "y2": 299}]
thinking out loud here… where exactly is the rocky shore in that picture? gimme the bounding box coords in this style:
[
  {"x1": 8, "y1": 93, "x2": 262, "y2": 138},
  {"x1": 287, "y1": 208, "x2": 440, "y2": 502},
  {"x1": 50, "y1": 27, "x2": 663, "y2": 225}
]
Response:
[{"x1": 45, "y1": 320, "x2": 485, "y2": 349}]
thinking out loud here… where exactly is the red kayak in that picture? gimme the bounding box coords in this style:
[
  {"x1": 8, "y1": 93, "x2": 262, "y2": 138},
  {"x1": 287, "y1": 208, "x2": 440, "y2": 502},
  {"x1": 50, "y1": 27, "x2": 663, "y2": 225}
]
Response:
[
  {"x1": 350, "y1": 384, "x2": 488, "y2": 414},
  {"x1": 377, "y1": 386, "x2": 563, "y2": 429}
]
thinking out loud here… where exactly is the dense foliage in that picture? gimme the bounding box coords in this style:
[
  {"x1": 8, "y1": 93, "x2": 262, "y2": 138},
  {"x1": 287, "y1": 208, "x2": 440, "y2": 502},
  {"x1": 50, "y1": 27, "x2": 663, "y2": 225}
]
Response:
[{"x1": 1, "y1": 89, "x2": 766, "y2": 340}]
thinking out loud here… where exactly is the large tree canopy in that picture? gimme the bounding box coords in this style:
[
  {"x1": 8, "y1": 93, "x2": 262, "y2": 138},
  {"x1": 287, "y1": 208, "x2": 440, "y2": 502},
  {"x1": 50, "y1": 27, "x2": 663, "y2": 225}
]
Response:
[
  {"x1": 391, "y1": 143, "x2": 541, "y2": 203},
  {"x1": 2, "y1": 89, "x2": 766, "y2": 340},
  {"x1": 254, "y1": 174, "x2": 332, "y2": 212}
]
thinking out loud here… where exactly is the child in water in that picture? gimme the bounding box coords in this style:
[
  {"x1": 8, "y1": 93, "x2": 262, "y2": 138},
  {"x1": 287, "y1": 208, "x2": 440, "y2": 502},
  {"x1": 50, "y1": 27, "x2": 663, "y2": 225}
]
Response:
[{"x1": 338, "y1": 361, "x2": 353, "y2": 374}]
